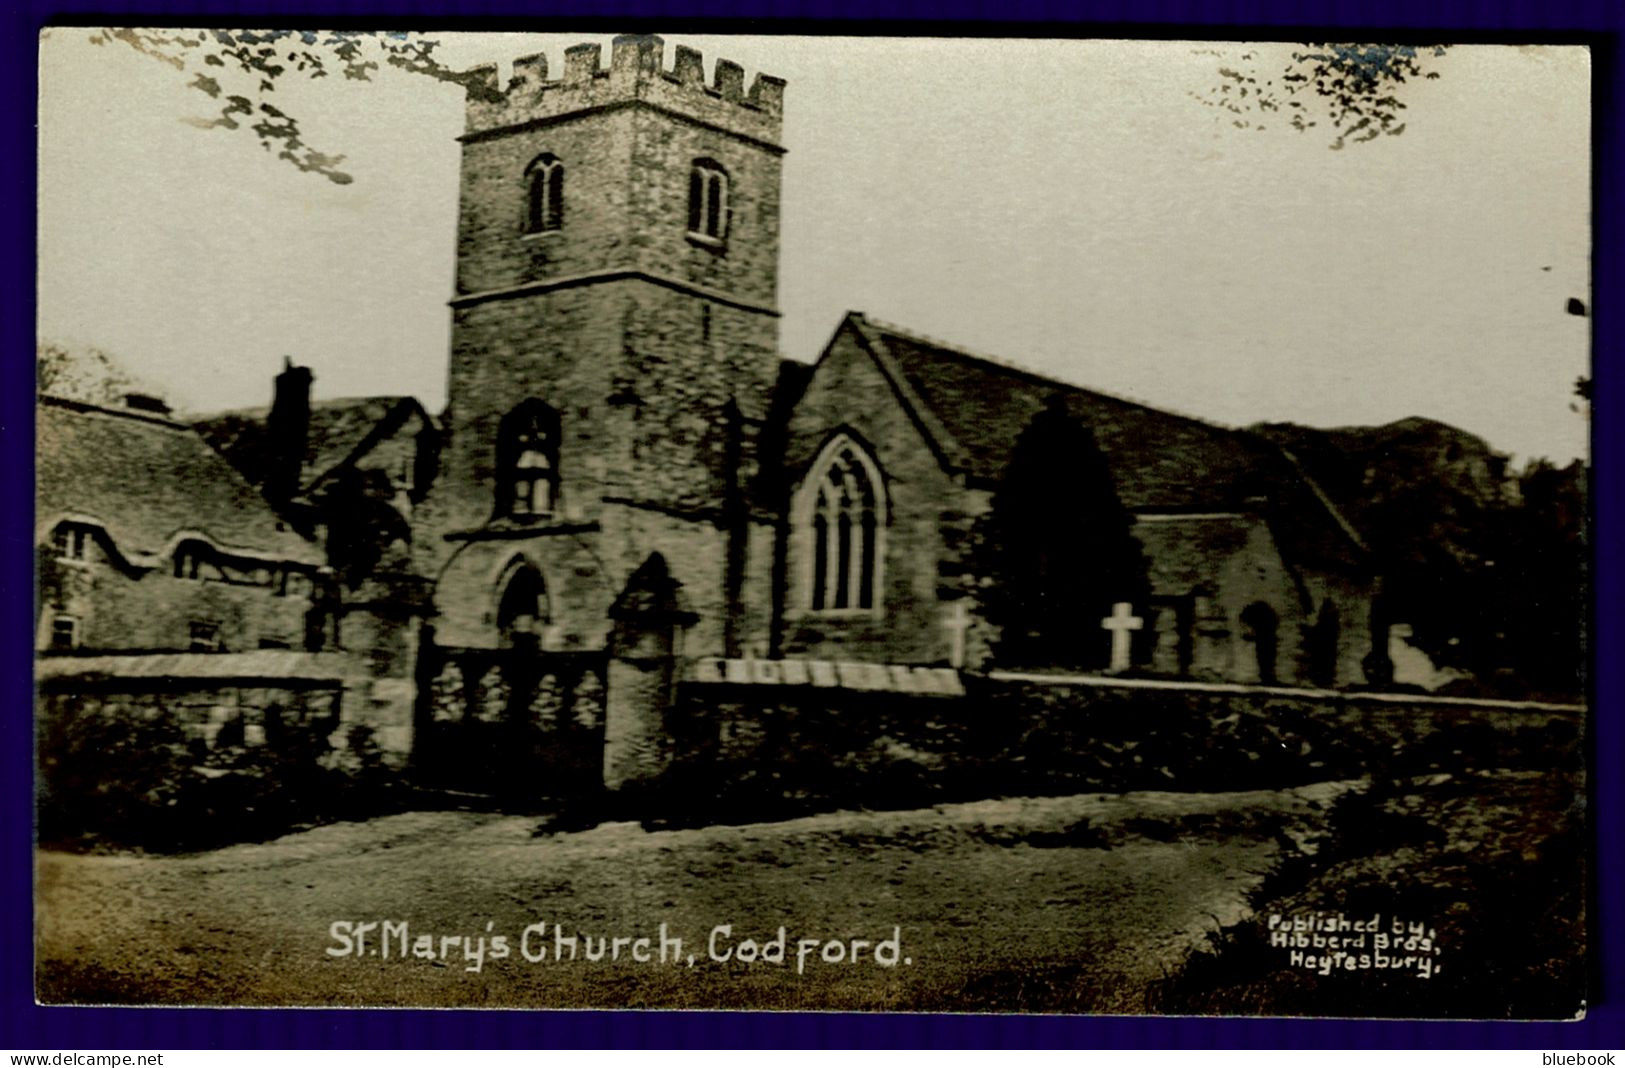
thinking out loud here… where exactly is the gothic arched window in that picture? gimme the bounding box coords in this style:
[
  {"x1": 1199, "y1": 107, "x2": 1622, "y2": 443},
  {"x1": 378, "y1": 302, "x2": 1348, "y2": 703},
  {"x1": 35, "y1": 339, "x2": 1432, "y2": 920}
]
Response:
[
  {"x1": 795, "y1": 435, "x2": 886, "y2": 614},
  {"x1": 496, "y1": 560, "x2": 548, "y2": 647},
  {"x1": 687, "y1": 158, "x2": 729, "y2": 244},
  {"x1": 497, "y1": 401, "x2": 561, "y2": 520},
  {"x1": 525, "y1": 154, "x2": 564, "y2": 234}
]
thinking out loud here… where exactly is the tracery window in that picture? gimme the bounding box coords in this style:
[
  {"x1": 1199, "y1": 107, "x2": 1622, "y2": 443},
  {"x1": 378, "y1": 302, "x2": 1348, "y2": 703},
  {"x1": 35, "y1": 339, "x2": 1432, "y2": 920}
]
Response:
[
  {"x1": 797, "y1": 436, "x2": 885, "y2": 613},
  {"x1": 497, "y1": 401, "x2": 561, "y2": 520},
  {"x1": 687, "y1": 158, "x2": 730, "y2": 244},
  {"x1": 525, "y1": 154, "x2": 564, "y2": 234}
]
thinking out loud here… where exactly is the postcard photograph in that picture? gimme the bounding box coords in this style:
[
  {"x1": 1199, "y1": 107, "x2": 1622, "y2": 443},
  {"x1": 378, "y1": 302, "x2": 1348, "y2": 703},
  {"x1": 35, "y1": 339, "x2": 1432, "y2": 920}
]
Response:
[{"x1": 33, "y1": 29, "x2": 1590, "y2": 1017}]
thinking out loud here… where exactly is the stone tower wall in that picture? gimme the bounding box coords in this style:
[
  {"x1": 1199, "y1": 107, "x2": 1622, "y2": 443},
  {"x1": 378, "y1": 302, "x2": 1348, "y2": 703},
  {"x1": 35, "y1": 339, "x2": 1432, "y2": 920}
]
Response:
[{"x1": 420, "y1": 36, "x2": 784, "y2": 656}]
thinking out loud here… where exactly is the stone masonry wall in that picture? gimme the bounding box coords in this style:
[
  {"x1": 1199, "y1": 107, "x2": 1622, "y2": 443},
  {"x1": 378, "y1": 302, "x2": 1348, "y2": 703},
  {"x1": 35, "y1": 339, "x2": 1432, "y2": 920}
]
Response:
[
  {"x1": 656, "y1": 673, "x2": 1582, "y2": 826},
  {"x1": 419, "y1": 286, "x2": 623, "y2": 578},
  {"x1": 454, "y1": 109, "x2": 641, "y2": 297},
  {"x1": 774, "y1": 327, "x2": 967, "y2": 665},
  {"x1": 421, "y1": 36, "x2": 785, "y2": 660},
  {"x1": 37, "y1": 546, "x2": 309, "y2": 654}
]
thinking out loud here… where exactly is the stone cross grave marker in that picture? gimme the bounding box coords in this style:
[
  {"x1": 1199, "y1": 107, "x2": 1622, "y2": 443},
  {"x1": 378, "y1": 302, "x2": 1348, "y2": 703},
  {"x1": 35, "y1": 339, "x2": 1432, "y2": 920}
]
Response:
[
  {"x1": 942, "y1": 600, "x2": 972, "y2": 669},
  {"x1": 1101, "y1": 601, "x2": 1143, "y2": 673}
]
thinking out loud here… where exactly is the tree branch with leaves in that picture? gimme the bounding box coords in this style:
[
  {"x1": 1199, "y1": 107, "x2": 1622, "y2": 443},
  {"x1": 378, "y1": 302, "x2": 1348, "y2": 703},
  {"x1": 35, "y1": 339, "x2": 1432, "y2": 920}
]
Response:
[
  {"x1": 1193, "y1": 43, "x2": 1449, "y2": 148},
  {"x1": 85, "y1": 27, "x2": 500, "y2": 184}
]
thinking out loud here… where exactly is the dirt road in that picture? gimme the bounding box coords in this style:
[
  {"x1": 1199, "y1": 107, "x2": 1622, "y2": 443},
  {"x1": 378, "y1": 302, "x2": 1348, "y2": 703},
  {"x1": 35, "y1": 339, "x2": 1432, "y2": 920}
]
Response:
[{"x1": 36, "y1": 783, "x2": 1350, "y2": 1012}]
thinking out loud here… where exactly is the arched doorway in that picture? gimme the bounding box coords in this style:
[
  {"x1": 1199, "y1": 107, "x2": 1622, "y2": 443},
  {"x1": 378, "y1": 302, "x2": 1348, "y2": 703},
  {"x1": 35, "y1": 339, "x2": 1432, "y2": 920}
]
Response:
[
  {"x1": 496, "y1": 562, "x2": 548, "y2": 648},
  {"x1": 1241, "y1": 601, "x2": 1280, "y2": 685},
  {"x1": 1304, "y1": 601, "x2": 1341, "y2": 688}
]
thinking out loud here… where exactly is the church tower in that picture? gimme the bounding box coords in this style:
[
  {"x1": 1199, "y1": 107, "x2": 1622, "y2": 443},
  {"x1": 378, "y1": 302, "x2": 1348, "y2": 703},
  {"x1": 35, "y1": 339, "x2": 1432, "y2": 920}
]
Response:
[{"x1": 419, "y1": 35, "x2": 785, "y2": 655}]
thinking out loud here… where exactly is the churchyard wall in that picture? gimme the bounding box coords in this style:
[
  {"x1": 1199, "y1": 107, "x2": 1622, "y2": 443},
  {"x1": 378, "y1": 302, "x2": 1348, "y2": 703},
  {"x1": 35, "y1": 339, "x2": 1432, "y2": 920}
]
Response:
[
  {"x1": 650, "y1": 668, "x2": 1581, "y2": 827},
  {"x1": 36, "y1": 672, "x2": 410, "y2": 852}
]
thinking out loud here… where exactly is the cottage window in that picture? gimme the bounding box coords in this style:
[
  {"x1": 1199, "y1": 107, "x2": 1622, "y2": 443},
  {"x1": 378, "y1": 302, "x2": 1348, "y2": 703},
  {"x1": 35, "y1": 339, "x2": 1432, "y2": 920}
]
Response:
[
  {"x1": 497, "y1": 401, "x2": 561, "y2": 520},
  {"x1": 525, "y1": 154, "x2": 564, "y2": 234},
  {"x1": 687, "y1": 159, "x2": 729, "y2": 244},
  {"x1": 796, "y1": 436, "x2": 886, "y2": 614},
  {"x1": 50, "y1": 615, "x2": 78, "y2": 651},
  {"x1": 50, "y1": 522, "x2": 93, "y2": 562},
  {"x1": 173, "y1": 542, "x2": 207, "y2": 580},
  {"x1": 283, "y1": 571, "x2": 311, "y2": 599},
  {"x1": 188, "y1": 621, "x2": 221, "y2": 653}
]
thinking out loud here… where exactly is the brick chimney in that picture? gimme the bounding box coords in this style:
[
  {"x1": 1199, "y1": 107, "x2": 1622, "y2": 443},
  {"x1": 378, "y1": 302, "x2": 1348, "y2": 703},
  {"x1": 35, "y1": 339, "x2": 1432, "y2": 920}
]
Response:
[{"x1": 267, "y1": 358, "x2": 312, "y2": 504}]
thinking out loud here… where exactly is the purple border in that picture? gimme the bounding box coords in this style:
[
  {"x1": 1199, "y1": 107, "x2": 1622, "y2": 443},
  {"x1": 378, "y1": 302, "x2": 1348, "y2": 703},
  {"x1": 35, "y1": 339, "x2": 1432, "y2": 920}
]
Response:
[{"x1": 4, "y1": 0, "x2": 1620, "y2": 1049}]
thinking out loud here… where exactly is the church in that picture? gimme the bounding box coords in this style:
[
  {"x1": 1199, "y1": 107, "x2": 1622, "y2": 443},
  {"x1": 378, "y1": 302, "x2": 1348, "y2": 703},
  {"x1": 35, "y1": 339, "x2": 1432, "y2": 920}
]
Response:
[{"x1": 410, "y1": 34, "x2": 1379, "y2": 691}]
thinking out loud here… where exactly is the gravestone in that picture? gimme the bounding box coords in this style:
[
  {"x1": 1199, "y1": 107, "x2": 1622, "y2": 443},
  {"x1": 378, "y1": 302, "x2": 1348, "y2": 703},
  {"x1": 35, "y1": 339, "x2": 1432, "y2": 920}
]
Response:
[{"x1": 1101, "y1": 601, "x2": 1143, "y2": 673}]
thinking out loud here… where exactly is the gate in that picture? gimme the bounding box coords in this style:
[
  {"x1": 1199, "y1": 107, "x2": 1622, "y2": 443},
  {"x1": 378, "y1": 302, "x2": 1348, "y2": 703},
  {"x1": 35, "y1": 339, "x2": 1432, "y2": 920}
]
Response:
[{"x1": 413, "y1": 628, "x2": 607, "y2": 803}]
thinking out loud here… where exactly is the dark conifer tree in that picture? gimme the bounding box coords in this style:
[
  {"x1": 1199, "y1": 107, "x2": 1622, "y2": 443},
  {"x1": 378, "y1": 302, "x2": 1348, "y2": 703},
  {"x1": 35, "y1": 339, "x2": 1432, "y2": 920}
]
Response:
[{"x1": 971, "y1": 395, "x2": 1150, "y2": 670}]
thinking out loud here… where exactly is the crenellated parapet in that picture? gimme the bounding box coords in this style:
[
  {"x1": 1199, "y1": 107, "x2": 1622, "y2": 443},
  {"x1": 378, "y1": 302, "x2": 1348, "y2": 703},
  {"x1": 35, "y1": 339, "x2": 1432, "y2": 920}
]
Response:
[{"x1": 462, "y1": 35, "x2": 786, "y2": 148}]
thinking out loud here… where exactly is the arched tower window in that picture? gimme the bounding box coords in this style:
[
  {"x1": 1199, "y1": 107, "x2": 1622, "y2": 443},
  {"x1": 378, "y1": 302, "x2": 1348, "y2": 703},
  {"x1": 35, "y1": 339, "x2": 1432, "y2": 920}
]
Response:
[
  {"x1": 795, "y1": 435, "x2": 886, "y2": 614},
  {"x1": 497, "y1": 401, "x2": 561, "y2": 519},
  {"x1": 525, "y1": 154, "x2": 564, "y2": 234},
  {"x1": 687, "y1": 158, "x2": 730, "y2": 243}
]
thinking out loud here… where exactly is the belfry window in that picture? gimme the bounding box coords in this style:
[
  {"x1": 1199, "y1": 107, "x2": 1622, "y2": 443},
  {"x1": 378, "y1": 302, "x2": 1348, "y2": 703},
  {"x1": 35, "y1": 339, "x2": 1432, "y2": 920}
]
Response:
[
  {"x1": 687, "y1": 159, "x2": 729, "y2": 244},
  {"x1": 525, "y1": 154, "x2": 564, "y2": 234},
  {"x1": 497, "y1": 401, "x2": 561, "y2": 520},
  {"x1": 797, "y1": 436, "x2": 885, "y2": 614}
]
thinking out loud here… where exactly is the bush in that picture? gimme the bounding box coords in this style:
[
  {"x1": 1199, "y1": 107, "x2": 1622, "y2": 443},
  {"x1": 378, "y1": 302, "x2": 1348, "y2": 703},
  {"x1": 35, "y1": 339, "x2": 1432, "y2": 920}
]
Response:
[
  {"x1": 1147, "y1": 770, "x2": 1586, "y2": 1019},
  {"x1": 38, "y1": 696, "x2": 407, "y2": 853},
  {"x1": 37, "y1": 695, "x2": 199, "y2": 852}
]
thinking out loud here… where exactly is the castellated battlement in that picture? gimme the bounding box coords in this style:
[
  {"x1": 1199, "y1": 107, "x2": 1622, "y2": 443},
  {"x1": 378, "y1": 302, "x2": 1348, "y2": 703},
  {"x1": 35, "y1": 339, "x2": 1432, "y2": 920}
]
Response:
[{"x1": 461, "y1": 35, "x2": 785, "y2": 146}]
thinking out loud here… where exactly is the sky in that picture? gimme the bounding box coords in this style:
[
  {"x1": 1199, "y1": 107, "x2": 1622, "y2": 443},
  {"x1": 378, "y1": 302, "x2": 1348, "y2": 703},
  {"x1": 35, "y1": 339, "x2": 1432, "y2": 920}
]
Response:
[{"x1": 36, "y1": 32, "x2": 1591, "y2": 463}]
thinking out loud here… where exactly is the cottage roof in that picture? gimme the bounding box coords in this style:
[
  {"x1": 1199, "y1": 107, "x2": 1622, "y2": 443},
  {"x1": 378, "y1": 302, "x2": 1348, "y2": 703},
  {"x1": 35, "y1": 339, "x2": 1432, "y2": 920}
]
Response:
[
  {"x1": 36, "y1": 395, "x2": 321, "y2": 567},
  {"x1": 192, "y1": 395, "x2": 431, "y2": 496}
]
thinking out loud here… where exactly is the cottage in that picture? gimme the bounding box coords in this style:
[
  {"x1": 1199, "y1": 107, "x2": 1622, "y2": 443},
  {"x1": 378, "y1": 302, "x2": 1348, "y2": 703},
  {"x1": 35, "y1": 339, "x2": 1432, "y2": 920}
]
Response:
[{"x1": 36, "y1": 392, "x2": 324, "y2": 656}]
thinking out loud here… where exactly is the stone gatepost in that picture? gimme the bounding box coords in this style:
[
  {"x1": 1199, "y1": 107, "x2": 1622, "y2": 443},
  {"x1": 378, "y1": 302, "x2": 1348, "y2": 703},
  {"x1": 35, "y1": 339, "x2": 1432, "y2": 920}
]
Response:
[{"x1": 603, "y1": 553, "x2": 696, "y2": 793}]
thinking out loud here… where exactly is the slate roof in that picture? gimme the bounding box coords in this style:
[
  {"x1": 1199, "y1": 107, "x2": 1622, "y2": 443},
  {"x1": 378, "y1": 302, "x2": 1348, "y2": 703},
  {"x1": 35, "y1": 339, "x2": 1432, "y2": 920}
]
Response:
[
  {"x1": 192, "y1": 396, "x2": 426, "y2": 495},
  {"x1": 1132, "y1": 514, "x2": 1263, "y2": 593},
  {"x1": 844, "y1": 313, "x2": 1291, "y2": 512},
  {"x1": 36, "y1": 395, "x2": 321, "y2": 566},
  {"x1": 834, "y1": 313, "x2": 1366, "y2": 561}
]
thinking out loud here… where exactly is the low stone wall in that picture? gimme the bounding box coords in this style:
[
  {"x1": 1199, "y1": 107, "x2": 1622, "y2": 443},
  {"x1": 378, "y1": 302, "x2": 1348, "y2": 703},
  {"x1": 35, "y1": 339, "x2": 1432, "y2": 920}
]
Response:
[
  {"x1": 34, "y1": 649, "x2": 417, "y2": 765},
  {"x1": 36, "y1": 680, "x2": 342, "y2": 753},
  {"x1": 655, "y1": 671, "x2": 1582, "y2": 825},
  {"x1": 35, "y1": 677, "x2": 404, "y2": 852}
]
